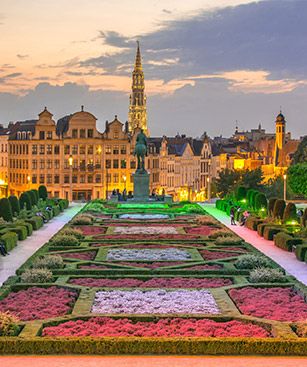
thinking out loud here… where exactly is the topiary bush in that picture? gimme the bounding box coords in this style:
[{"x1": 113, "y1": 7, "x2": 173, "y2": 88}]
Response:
[
  {"x1": 268, "y1": 198, "x2": 277, "y2": 217},
  {"x1": 295, "y1": 244, "x2": 307, "y2": 261},
  {"x1": 31, "y1": 189, "x2": 39, "y2": 204},
  {"x1": 215, "y1": 236, "x2": 243, "y2": 246},
  {"x1": 25, "y1": 216, "x2": 43, "y2": 230},
  {"x1": 71, "y1": 214, "x2": 93, "y2": 225},
  {"x1": 0, "y1": 198, "x2": 13, "y2": 222},
  {"x1": 0, "y1": 231, "x2": 18, "y2": 251},
  {"x1": 274, "y1": 232, "x2": 303, "y2": 252},
  {"x1": 273, "y1": 199, "x2": 286, "y2": 220},
  {"x1": 8, "y1": 195, "x2": 20, "y2": 215},
  {"x1": 235, "y1": 254, "x2": 273, "y2": 269},
  {"x1": 31, "y1": 255, "x2": 64, "y2": 269},
  {"x1": 20, "y1": 269, "x2": 53, "y2": 283},
  {"x1": 0, "y1": 312, "x2": 20, "y2": 336},
  {"x1": 250, "y1": 190, "x2": 259, "y2": 209},
  {"x1": 254, "y1": 193, "x2": 267, "y2": 212},
  {"x1": 7, "y1": 225, "x2": 27, "y2": 240},
  {"x1": 19, "y1": 192, "x2": 32, "y2": 210},
  {"x1": 249, "y1": 267, "x2": 286, "y2": 283},
  {"x1": 38, "y1": 185, "x2": 48, "y2": 200},
  {"x1": 245, "y1": 216, "x2": 264, "y2": 231},
  {"x1": 50, "y1": 234, "x2": 79, "y2": 247},
  {"x1": 236, "y1": 186, "x2": 247, "y2": 201},
  {"x1": 60, "y1": 227, "x2": 84, "y2": 240},
  {"x1": 263, "y1": 226, "x2": 284, "y2": 241},
  {"x1": 283, "y1": 202, "x2": 298, "y2": 224},
  {"x1": 14, "y1": 220, "x2": 33, "y2": 236},
  {"x1": 27, "y1": 191, "x2": 37, "y2": 206}
]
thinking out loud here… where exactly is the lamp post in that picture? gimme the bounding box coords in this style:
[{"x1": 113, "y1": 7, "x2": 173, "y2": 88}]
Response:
[
  {"x1": 123, "y1": 174, "x2": 127, "y2": 190},
  {"x1": 27, "y1": 175, "x2": 31, "y2": 190},
  {"x1": 283, "y1": 174, "x2": 287, "y2": 202},
  {"x1": 68, "y1": 155, "x2": 73, "y2": 202}
]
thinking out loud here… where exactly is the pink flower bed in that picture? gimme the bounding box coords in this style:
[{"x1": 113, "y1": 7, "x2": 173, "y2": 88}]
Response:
[
  {"x1": 216, "y1": 247, "x2": 248, "y2": 253},
  {"x1": 69, "y1": 277, "x2": 232, "y2": 288},
  {"x1": 111, "y1": 261, "x2": 186, "y2": 269},
  {"x1": 183, "y1": 264, "x2": 222, "y2": 271},
  {"x1": 42, "y1": 317, "x2": 269, "y2": 337},
  {"x1": 0, "y1": 286, "x2": 77, "y2": 321},
  {"x1": 95, "y1": 234, "x2": 200, "y2": 240},
  {"x1": 59, "y1": 251, "x2": 96, "y2": 261},
  {"x1": 75, "y1": 226, "x2": 107, "y2": 235},
  {"x1": 78, "y1": 264, "x2": 110, "y2": 270},
  {"x1": 185, "y1": 226, "x2": 215, "y2": 236},
  {"x1": 200, "y1": 250, "x2": 241, "y2": 260},
  {"x1": 91, "y1": 243, "x2": 205, "y2": 249},
  {"x1": 229, "y1": 287, "x2": 307, "y2": 321},
  {"x1": 110, "y1": 223, "x2": 184, "y2": 227}
]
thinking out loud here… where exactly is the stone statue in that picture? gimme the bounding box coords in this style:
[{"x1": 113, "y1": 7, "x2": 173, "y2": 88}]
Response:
[{"x1": 134, "y1": 129, "x2": 147, "y2": 173}]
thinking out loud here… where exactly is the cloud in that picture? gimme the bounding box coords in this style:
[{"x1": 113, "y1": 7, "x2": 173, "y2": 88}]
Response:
[
  {"x1": 17, "y1": 54, "x2": 29, "y2": 60},
  {"x1": 97, "y1": 31, "x2": 136, "y2": 49},
  {"x1": 162, "y1": 9, "x2": 172, "y2": 14},
  {"x1": 0, "y1": 72, "x2": 23, "y2": 83}
]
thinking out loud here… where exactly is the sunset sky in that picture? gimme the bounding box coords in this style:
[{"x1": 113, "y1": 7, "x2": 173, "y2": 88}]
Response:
[{"x1": 1, "y1": 0, "x2": 307, "y2": 137}]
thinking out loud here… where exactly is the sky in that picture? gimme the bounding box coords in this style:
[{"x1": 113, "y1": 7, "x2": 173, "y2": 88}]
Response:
[{"x1": 0, "y1": 0, "x2": 307, "y2": 138}]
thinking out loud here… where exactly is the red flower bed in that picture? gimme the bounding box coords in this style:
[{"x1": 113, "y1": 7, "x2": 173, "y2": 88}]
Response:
[
  {"x1": 69, "y1": 277, "x2": 232, "y2": 288},
  {"x1": 185, "y1": 226, "x2": 215, "y2": 236},
  {"x1": 91, "y1": 243, "x2": 205, "y2": 249},
  {"x1": 59, "y1": 251, "x2": 96, "y2": 261},
  {"x1": 200, "y1": 250, "x2": 241, "y2": 260},
  {"x1": 183, "y1": 264, "x2": 222, "y2": 270},
  {"x1": 95, "y1": 234, "x2": 200, "y2": 240},
  {"x1": 78, "y1": 264, "x2": 110, "y2": 270},
  {"x1": 75, "y1": 226, "x2": 107, "y2": 235},
  {"x1": 0, "y1": 286, "x2": 77, "y2": 321},
  {"x1": 110, "y1": 261, "x2": 186, "y2": 269},
  {"x1": 42, "y1": 317, "x2": 269, "y2": 337},
  {"x1": 216, "y1": 247, "x2": 248, "y2": 253},
  {"x1": 229, "y1": 287, "x2": 307, "y2": 321},
  {"x1": 109, "y1": 223, "x2": 184, "y2": 227}
]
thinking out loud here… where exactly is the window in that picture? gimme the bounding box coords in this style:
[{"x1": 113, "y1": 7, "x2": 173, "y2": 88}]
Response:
[
  {"x1": 64, "y1": 145, "x2": 70, "y2": 154},
  {"x1": 105, "y1": 146, "x2": 111, "y2": 154},
  {"x1": 113, "y1": 159, "x2": 119, "y2": 169},
  {"x1": 39, "y1": 174, "x2": 45, "y2": 184},
  {"x1": 47, "y1": 159, "x2": 52, "y2": 169},
  {"x1": 88, "y1": 145, "x2": 93, "y2": 154},
  {"x1": 106, "y1": 159, "x2": 111, "y2": 169},
  {"x1": 54, "y1": 191, "x2": 59, "y2": 198},
  {"x1": 54, "y1": 145, "x2": 60, "y2": 154},
  {"x1": 72, "y1": 175, "x2": 78, "y2": 183},
  {"x1": 40, "y1": 160, "x2": 45, "y2": 169},
  {"x1": 113, "y1": 146, "x2": 119, "y2": 154},
  {"x1": 72, "y1": 145, "x2": 78, "y2": 154},
  {"x1": 47, "y1": 174, "x2": 52, "y2": 184},
  {"x1": 32, "y1": 160, "x2": 37, "y2": 170},
  {"x1": 54, "y1": 160, "x2": 60, "y2": 169},
  {"x1": 47, "y1": 145, "x2": 52, "y2": 154},
  {"x1": 88, "y1": 129, "x2": 93, "y2": 138},
  {"x1": 47, "y1": 131, "x2": 52, "y2": 139},
  {"x1": 106, "y1": 173, "x2": 111, "y2": 183},
  {"x1": 80, "y1": 129, "x2": 86, "y2": 138},
  {"x1": 32, "y1": 175, "x2": 37, "y2": 184},
  {"x1": 88, "y1": 175, "x2": 93, "y2": 183},
  {"x1": 113, "y1": 130, "x2": 119, "y2": 139},
  {"x1": 113, "y1": 173, "x2": 119, "y2": 183},
  {"x1": 80, "y1": 145, "x2": 85, "y2": 154},
  {"x1": 121, "y1": 159, "x2": 126, "y2": 169},
  {"x1": 120, "y1": 145, "x2": 127, "y2": 154},
  {"x1": 95, "y1": 174, "x2": 101, "y2": 183},
  {"x1": 80, "y1": 175, "x2": 85, "y2": 183},
  {"x1": 80, "y1": 160, "x2": 86, "y2": 170},
  {"x1": 130, "y1": 160, "x2": 136, "y2": 169},
  {"x1": 39, "y1": 131, "x2": 45, "y2": 140},
  {"x1": 64, "y1": 175, "x2": 70, "y2": 184},
  {"x1": 32, "y1": 145, "x2": 37, "y2": 155},
  {"x1": 72, "y1": 129, "x2": 78, "y2": 138},
  {"x1": 54, "y1": 175, "x2": 60, "y2": 184}
]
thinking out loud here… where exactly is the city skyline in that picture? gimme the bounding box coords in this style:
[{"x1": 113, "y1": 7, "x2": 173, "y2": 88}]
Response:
[{"x1": 1, "y1": 0, "x2": 307, "y2": 138}]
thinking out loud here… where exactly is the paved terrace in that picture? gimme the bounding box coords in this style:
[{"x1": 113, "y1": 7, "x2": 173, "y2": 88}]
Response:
[
  {"x1": 201, "y1": 203, "x2": 307, "y2": 286},
  {"x1": 0, "y1": 203, "x2": 84, "y2": 286}
]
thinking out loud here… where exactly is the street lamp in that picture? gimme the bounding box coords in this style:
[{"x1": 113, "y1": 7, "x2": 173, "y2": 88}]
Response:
[
  {"x1": 27, "y1": 175, "x2": 31, "y2": 190},
  {"x1": 283, "y1": 174, "x2": 287, "y2": 201},
  {"x1": 123, "y1": 174, "x2": 127, "y2": 190},
  {"x1": 68, "y1": 155, "x2": 73, "y2": 202}
]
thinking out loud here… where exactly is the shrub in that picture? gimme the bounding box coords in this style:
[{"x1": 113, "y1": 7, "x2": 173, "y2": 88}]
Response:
[
  {"x1": 14, "y1": 221, "x2": 33, "y2": 236},
  {"x1": 20, "y1": 269, "x2": 53, "y2": 283},
  {"x1": 274, "y1": 232, "x2": 303, "y2": 252},
  {"x1": 31, "y1": 189, "x2": 39, "y2": 204},
  {"x1": 236, "y1": 186, "x2": 247, "y2": 201},
  {"x1": 71, "y1": 214, "x2": 93, "y2": 225},
  {"x1": 268, "y1": 198, "x2": 277, "y2": 217},
  {"x1": 295, "y1": 244, "x2": 307, "y2": 261},
  {"x1": 50, "y1": 234, "x2": 79, "y2": 247},
  {"x1": 38, "y1": 185, "x2": 48, "y2": 200},
  {"x1": 52, "y1": 205, "x2": 61, "y2": 216},
  {"x1": 263, "y1": 226, "x2": 284, "y2": 241},
  {"x1": 296, "y1": 323, "x2": 307, "y2": 338},
  {"x1": 250, "y1": 190, "x2": 259, "y2": 209},
  {"x1": 25, "y1": 216, "x2": 43, "y2": 230},
  {"x1": 235, "y1": 254, "x2": 272, "y2": 269},
  {"x1": 0, "y1": 232, "x2": 18, "y2": 251},
  {"x1": 283, "y1": 203, "x2": 298, "y2": 224},
  {"x1": 27, "y1": 190, "x2": 37, "y2": 206},
  {"x1": 60, "y1": 227, "x2": 84, "y2": 240},
  {"x1": 0, "y1": 198, "x2": 13, "y2": 222},
  {"x1": 7, "y1": 225, "x2": 27, "y2": 240},
  {"x1": 8, "y1": 195, "x2": 20, "y2": 215},
  {"x1": 245, "y1": 216, "x2": 264, "y2": 231},
  {"x1": 254, "y1": 193, "x2": 267, "y2": 212},
  {"x1": 208, "y1": 230, "x2": 233, "y2": 239},
  {"x1": 249, "y1": 268, "x2": 286, "y2": 283},
  {"x1": 215, "y1": 236, "x2": 243, "y2": 246},
  {"x1": 19, "y1": 192, "x2": 32, "y2": 210},
  {"x1": 273, "y1": 199, "x2": 286, "y2": 220},
  {"x1": 0, "y1": 312, "x2": 20, "y2": 336},
  {"x1": 257, "y1": 222, "x2": 271, "y2": 237},
  {"x1": 246, "y1": 189, "x2": 254, "y2": 206},
  {"x1": 32, "y1": 255, "x2": 64, "y2": 269}
]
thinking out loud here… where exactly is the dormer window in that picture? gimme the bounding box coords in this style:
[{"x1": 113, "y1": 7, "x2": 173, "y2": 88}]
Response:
[
  {"x1": 22, "y1": 131, "x2": 26, "y2": 140},
  {"x1": 17, "y1": 132, "x2": 21, "y2": 140},
  {"x1": 114, "y1": 130, "x2": 119, "y2": 139},
  {"x1": 47, "y1": 131, "x2": 52, "y2": 139},
  {"x1": 39, "y1": 131, "x2": 45, "y2": 140},
  {"x1": 27, "y1": 131, "x2": 32, "y2": 140}
]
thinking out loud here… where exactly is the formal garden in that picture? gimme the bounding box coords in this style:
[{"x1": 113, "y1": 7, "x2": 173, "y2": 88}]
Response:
[{"x1": 0, "y1": 200, "x2": 306, "y2": 355}]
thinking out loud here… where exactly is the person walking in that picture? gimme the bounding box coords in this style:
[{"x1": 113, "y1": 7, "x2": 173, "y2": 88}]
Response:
[{"x1": 230, "y1": 207, "x2": 236, "y2": 225}]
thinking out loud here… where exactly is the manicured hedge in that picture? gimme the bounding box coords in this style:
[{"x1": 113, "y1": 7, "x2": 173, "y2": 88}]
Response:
[
  {"x1": 15, "y1": 221, "x2": 33, "y2": 236},
  {"x1": 38, "y1": 185, "x2": 48, "y2": 200},
  {"x1": 245, "y1": 217, "x2": 264, "y2": 231},
  {"x1": 8, "y1": 195, "x2": 20, "y2": 215},
  {"x1": 254, "y1": 193, "x2": 267, "y2": 212},
  {"x1": 274, "y1": 232, "x2": 303, "y2": 252},
  {"x1": 25, "y1": 216, "x2": 43, "y2": 230},
  {"x1": 283, "y1": 203, "x2": 297, "y2": 223},
  {"x1": 7, "y1": 225, "x2": 28, "y2": 240},
  {"x1": 295, "y1": 244, "x2": 307, "y2": 261},
  {"x1": 52, "y1": 206, "x2": 61, "y2": 217},
  {"x1": 0, "y1": 197, "x2": 13, "y2": 222},
  {"x1": 28, "y1": 190, "x2": 37, "y2": 206},
  {"x1": 257, "y1": 223, "x2": 272, "y2": 237},
  {"x1": 263, "y1": 226, "x2": 284, "y2": 241},
  {"x1": 273, "y1": 199, "x2": 286, "y2": 220},
  {"x1": 236, "y1": 186, "x2": 247, "y2": 201},
  {"x1": 1, "y1": 231, "x2": 18, "y2": 251},
  {"x1": 19, "y1": 192, "x2": 32, "y2": 211},
  {"x1": 268, "y1": 198, "x2": 277, "y2": 217}
]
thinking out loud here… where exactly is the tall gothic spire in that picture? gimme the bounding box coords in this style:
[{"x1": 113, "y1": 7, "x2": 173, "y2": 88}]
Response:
[{"x1": 128, "y1": 41, "x2": 148, "y2": 135}]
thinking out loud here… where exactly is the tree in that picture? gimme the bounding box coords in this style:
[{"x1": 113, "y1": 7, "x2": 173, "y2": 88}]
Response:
[
  {"x1": 288, "y1": 163, "x2": 307, "y2": 197},
  {"x1": 28, "y1": 190, "x2": 37, "y2": 206},
  {"x1": 19, "y1": 192, "x2": 32, "y2": 210},
  {"x1": 8, "y1": 195, "x2": 20, "y2": 215},
  {"x1": 236, "y1": 186, "x2": 247, "y2": 201},
  {"x1": 214, "y1": 169, "x2": 241, "y2": 198},
  {"x1": 292, "y1": 136, "x2": 307, "y2": 164},
  {"x1": 283, "y1": 203, "x2": 297, "y2": 223},
  {"x1": 38, "y1": 185, "x2": 48, "y2": 200},
  {"x1": 255, "y1": 193, "x2": 268, "y2": 211},
  {"x1": 273, "y1": 199, "x2": 286, "y2": 220},
  {"x1": 30, "y1": 189, "x2": 39, "y2": 204},
  {"x1": 0, "y1": 198, "x2": 13, "y2": 222},
  {"x1": 268, "y1": 198, "x2": 277, "y2": 216},
  {"x1": 240, "y1": 168, "x2": 264, "y2": 190}
]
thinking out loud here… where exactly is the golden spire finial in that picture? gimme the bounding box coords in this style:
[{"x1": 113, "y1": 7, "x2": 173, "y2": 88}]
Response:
[{"x1": 135, "y1": 40, "x2": 142, "y2": 70}]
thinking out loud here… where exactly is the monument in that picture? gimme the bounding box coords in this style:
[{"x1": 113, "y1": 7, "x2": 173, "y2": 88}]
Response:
[{"x1": 133, "y1": 129, "x2": 150, "y2": 201}]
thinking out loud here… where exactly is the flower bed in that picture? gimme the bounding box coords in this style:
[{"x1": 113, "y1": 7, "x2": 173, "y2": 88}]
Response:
[
  {"x1": 215, "y1": 247, "x2": 248, "y2": 253},
  {"x1": 69, "y1": 277, "x2": 232, "y2": 288},
  {"x1": 200, "y1": 250, "x2": 241, "y2": 260},
  {"x1": 59, "y1": 251, "x2": 96, "y2": 261},
  {"x1": 94, "y1": 234, "x2": 200, "y2": 240},
  {"x1": 113, "y1": 226, "x2": 178, "y2": 235},
  {"x1": 182, "y1": 264, "x2": 222, "y2": 271},
  {"x1": 118, "y1": 214, "x2": 170, "y2": 220},
  {"x1": 74, "y1": 226, "x2": 107, "y2": 235},
  {"x1": 42, "y1": 317, "x2": 270, "y2": 338},
  {"x1": 185, "y1": 226, "x2": 215, "y2": 236},
  {"x1": 91, "y1": 290, "x2": 220, "y2": 314},
  {"x1": 106, "y1": 248, "x2": 192, "y2": 261},
  {"x1": 229, "y1": 287, "x2": 307, "y2": 321},
  {"x1": 78, "y1": 264, "x2": 110, "y2": 270},
  {"x1": 110, "y1": 261, "x2": 186, "y2": 269},
  {"x1": 0, "y1": 286, "x2": 77, "y2": 321}
]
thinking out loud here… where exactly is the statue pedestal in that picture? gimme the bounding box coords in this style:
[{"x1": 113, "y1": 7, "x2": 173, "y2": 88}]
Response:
[{"x1": 133, "y1": 171, "x2": 149, "y2": 201}]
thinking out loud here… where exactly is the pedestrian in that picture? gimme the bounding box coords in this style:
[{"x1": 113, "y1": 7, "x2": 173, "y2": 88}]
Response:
[
  {"x1": 0, "y1": 240, "x2": 8, "y2": 256},
  {"x1": 230, "y1": 207, "x2": 236, "y2": 225},
  {"x1": 240, "y1": 210, "x2": 250, "y2": 226}
]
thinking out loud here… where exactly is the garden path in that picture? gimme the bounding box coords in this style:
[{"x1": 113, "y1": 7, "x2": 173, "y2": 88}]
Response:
[
  {"x1": 201, "y1": 203, "x2": 307, "y2": 286},
  {"x1": 0, "y1": 356, "x2": 307, "y2": 367},
  {"x1": 0, "y1": 202, "x2": 84, "y2": 286}
]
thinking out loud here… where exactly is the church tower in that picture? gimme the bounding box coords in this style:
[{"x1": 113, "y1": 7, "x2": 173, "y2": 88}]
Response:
[
  {"x1": 274, "y1": 110, "x2": 286, "y2": 166},
  {"x1": 128, "y1": 41, "x2": 148, "y2": 135}
]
